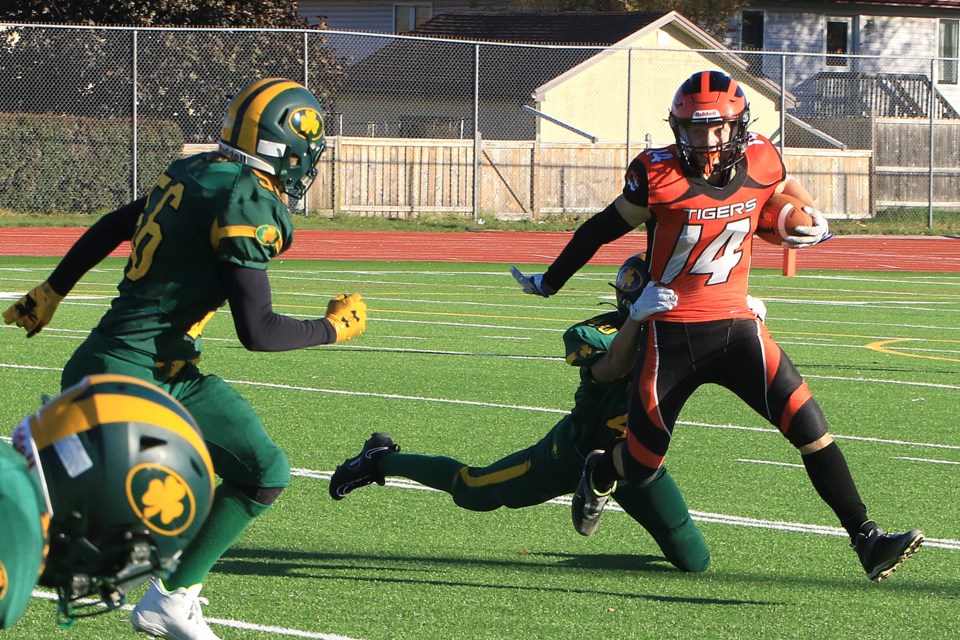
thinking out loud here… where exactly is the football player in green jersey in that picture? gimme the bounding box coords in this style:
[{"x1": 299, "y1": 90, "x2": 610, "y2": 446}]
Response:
[
  {"x1": 329, "y1": 254, "x2": 711, "y2": 573},
  {"x1": 1, "y1": 374, "x2": 214, "y2": 629},
  {"x1": 4, "y1": 78, "x2": 366, "y2": 640}
]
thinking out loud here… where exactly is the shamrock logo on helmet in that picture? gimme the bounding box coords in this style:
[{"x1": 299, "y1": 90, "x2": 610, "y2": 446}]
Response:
[
  {"x1": 290, "y1": 108, "x2": 323, "y2": 140},
  {"x1": 127, "y1": 463, "x2": 198, "y2": 537}
]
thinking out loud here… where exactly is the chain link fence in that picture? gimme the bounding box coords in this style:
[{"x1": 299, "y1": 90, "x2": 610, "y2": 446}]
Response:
[{"x1": 1, "y1": 23, "x2": 957, "y2": 226}]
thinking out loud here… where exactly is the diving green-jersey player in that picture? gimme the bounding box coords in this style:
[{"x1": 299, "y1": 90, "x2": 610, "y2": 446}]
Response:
[{"x1": 329, "y1": 254, "x2": 710, "y2": 572}]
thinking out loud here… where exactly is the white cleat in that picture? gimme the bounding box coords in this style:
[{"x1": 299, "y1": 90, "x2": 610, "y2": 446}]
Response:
[{"x1": 131, "y1": 577, "x2": 220, "y2": 640}]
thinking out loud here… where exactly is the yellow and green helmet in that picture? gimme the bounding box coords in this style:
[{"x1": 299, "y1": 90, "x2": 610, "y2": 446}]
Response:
[
  {"x1": 15, "y1": 374, "x2": 215, "y2": 620},
  {"x1": 218, "y1": 77, "x2": 327, "y2": 199}
]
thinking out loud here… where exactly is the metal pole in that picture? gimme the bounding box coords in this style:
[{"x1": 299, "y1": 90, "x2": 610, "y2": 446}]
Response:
[
  {"x1": 626, "y1": 48, "x2": 632, "y2": 162},
  {"x1": 132, "y1": 29, "x2": 138, "y2": 197},
  {"x1": 929, "y1": 58, "x2": 936, "y2": 228},
  {"x1": 302, "y1": 30, "x2": 310, "y2": 217},
  {"x1": 473, "y1": 43, "x2": 480, "y2": 222},
  {"x1": 779, "y1": 54, "x2": 786, "y2": 156}
]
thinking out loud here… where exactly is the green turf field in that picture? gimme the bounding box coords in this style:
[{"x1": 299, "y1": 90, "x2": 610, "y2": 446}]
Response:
[{"x1": 1, "y1": 256, "x2": 958, "y2": 640}]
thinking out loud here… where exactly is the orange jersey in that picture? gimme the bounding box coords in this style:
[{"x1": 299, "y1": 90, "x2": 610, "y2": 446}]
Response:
[{"x1": 627, "y1": 133, "x2": 786, "y2": 321}]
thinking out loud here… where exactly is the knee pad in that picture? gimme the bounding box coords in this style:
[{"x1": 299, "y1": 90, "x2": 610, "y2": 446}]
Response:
[
  {"x1": 785, "y1": 402, "x2": 829, "y2": 449},
  {"x1": 236, "y1": 485, "x2": 285, "y2": 506}
]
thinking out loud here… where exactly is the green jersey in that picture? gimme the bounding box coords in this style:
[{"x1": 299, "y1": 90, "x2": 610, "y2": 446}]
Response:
[
  {"x1": 0, "y1": 443, "x2": 47, "y2": 629},
  {"x1": 97, "y1": 152, "x2": 292, "y2": 361},
  {"x1": 563, "y1": 310, "x2": 630, "y2": 452}
]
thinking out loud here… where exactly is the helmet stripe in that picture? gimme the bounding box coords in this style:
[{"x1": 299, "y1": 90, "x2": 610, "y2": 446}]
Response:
[
  {"x1": 31, "y1": 379, "x2": 214, "y2": 494},
  {"x1": 699, "y1": 70, "x2": 711, "y2": 94},
  {"x1": 221, "y1": 77, "x2": 280, "y2": 146},
  {"x1": 230, "y1": 79, "x2": 303, "y2": 153},
  {"x1": 72, "y1": 375, "x2": 199, "y2": 433}
]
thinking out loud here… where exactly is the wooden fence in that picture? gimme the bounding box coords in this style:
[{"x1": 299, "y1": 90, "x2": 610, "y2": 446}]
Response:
[{"x1": 188, "y1": 139, "x2": 873, "y2": 219}]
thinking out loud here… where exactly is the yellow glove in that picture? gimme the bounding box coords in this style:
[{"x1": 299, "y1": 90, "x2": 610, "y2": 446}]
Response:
[
  {"x1": 325, "y1": 292, "x2": 367, "y2": 343},
  {"x1": 3, "y1": 281, "x2": 64, "y2": 337}
]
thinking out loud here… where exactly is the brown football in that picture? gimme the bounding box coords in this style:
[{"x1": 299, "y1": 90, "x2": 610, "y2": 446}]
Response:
[{"x1": 755, "y1": 193, "x2": 814, "y2": 245}]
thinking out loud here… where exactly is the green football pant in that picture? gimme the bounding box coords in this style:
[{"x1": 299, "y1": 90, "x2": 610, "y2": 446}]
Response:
[
  {"x1": 61, "y1": 331, "x2": 290, "y2": 588},
  {"x1": 379, "y1": 416, "x2": 710, "y2": 572}
]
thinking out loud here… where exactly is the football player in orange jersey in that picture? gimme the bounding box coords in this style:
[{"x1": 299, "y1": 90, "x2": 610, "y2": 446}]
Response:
[{"x1": 510, "y1": 70, "x2": 922, "y2": 581}]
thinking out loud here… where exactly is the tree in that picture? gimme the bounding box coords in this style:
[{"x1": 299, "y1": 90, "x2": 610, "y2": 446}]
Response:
[
  {"x1": 0, "y1": 1, "x2": 345, "y2": 142},
  {"x1": 0, "y1": 1, "x2": 309, "y2": 28}
]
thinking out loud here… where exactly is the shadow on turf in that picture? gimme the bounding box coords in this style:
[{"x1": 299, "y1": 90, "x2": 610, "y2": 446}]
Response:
[{"x1": 217, "y1": 547, "x2": 776, "y2": 606}]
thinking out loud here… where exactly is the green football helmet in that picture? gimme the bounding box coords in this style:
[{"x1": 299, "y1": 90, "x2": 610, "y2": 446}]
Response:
[
  {"x1": 12, "y1": 374, "x2": 215, "y2": 621},
  {"x1": 612, "y1": 253, "x2": 651, "y2": 319},
  {"x1": 218, "y1": 77, "x2": 327, "y2": 199}
]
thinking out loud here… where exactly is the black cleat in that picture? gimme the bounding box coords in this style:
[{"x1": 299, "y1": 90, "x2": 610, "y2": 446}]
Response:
[
  {"x1": 571, "y1": 450, "x2": 617, "y2": 536},
  {"x1": 329, "y1": 433, "x2": 399, "y2": 500},
  {"x1": 852, "y1": 521, "x2": 924, "y2": 581}
]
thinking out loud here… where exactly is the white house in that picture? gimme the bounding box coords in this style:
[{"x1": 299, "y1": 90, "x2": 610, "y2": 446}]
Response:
[{"x1": 728, "y1": 0, "x2": 960, "y2": 114}]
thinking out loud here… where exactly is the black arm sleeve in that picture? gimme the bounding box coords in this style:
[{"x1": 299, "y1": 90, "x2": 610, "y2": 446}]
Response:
[
  {"x1": 46, "y1": 197, "x2": 146, "y2": 296},
  {"x1": 542, "y1": 202, "x2": 635, "y2": 292},
  {"x1": 220, "y1": 262, "x2": 337, "y2": 352}
]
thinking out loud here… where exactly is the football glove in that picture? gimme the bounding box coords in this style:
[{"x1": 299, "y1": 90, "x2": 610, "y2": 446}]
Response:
[
  {"x1": 629, "y1": 282, "x2": 677, "y2": 321},
  {"x1": 746, "y1": 295, "x2": 767, "y2": 324},
  {"x1": 325, "y1": 292, "x2": 367, "y2": 343},
  {"x1": 3, "y1": 281, "x2": 64, "y2": 337},
  {"x1": 510, "y1": 266, "x2": 556, "y2": 297},
  {"x1": 783, "y1": 206, "x2": 831, "y2": 248}
]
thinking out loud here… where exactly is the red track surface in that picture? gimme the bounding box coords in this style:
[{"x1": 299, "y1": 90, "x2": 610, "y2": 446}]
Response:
[{"x1": 4, "y1": 228, "x2": 959, "y2": 272}]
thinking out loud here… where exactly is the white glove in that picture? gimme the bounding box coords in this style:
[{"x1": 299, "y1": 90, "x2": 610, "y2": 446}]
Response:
[
  {"x1": 783, "y1": 206, "x2": 831, "y2": 248},
  {"x1": 746, "y1": 295, "x2": 767, "y2": 324},
  {"x1": 510, "y1": 266, "x2": 556, "y2": 297},
  {"x1": 629, "y1": 282, "x2": 677, "y2": 321}
]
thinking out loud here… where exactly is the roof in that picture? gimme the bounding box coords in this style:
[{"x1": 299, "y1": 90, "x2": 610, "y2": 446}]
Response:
[
  {"x1": 409, "y1": 11, "x2": 671, "y2": 46},
  {"x1": 340, "y1": 11, "x2": 679, "y2": 98},
  {"x1": 336, "y1": 10, "x2": 788, "y2": 107}
]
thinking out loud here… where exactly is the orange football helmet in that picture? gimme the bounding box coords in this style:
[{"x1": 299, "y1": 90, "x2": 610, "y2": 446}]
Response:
[{"x1": 668, "y1": 70, "x2": 751, "y2": 184}]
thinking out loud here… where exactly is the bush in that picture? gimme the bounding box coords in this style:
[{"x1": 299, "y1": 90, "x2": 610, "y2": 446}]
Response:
[{"x1": 0, "y1": 112, "x2": 183, "y2": 213}]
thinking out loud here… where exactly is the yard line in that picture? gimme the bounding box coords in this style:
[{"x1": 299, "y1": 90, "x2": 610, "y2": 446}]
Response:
[
  {"x1": 291, "y1": 469, "x2": 960, "y2": 551},
  {"x1": 893, "y1": 456, "x2": 960, "y2": 465},
  {"x1": 737, "y1": 459, "x2": 805, "y2": 468},
  {"x1": 1, "y1": 365, "x2": 957, "y2": 448},
  {"x1": 27, "y1": 590, "x2": 362, "y2": 639}
]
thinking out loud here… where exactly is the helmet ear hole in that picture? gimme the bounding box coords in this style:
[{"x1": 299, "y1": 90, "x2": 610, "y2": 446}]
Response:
[{"x1": 139, "y1": 435, "x2": 166, "y2": 452}]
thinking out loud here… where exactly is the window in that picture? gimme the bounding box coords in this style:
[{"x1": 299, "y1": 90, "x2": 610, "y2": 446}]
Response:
[
  {"x1": 940, "y1": 19, "x2": 959, "y2": 84},
  {"x1": 741, "y1": 11, "x2": 764, "y2": 50},
  {"x1": 741, "y1": 10, "x2": 764, "y2": 74},
  {"x1": 395, "y1": 4, "x2": 432, "y2": 34},
  {"x1": 826, "y1": 17, "x2": 852, "y2": 68}
]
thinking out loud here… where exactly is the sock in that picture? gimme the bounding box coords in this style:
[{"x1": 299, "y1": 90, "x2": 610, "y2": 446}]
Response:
[
  {"x1": 801, "y1": 442, "x2": 868, "y2": 540},
  {"x1": 379, "y1": 452, "x2": 463, "y2": 492},
  {"x1": 590, "y1": 449, "x2": 621, "y2": 493},
  {"x1": 164, "y1": 483, "x2": 270, "y2": 589}
]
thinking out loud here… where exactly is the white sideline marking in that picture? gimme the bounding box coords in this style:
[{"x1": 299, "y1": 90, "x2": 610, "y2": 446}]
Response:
[{"x1": 28, "y1": 590, "x2": 362, "y2": 639}]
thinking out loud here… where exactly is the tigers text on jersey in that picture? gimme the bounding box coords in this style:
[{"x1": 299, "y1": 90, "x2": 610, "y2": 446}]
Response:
[
  {"x1": 96, "y1": 152, "x2": 293, "y2": 360},
  {"x1": 625, "y1": 133, "x2": 786, "y2": 322}
]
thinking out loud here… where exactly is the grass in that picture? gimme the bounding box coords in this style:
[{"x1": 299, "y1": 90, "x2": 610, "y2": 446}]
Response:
[{"x1": 0, "y1": 257, "x2": 958, "y2": 639}]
